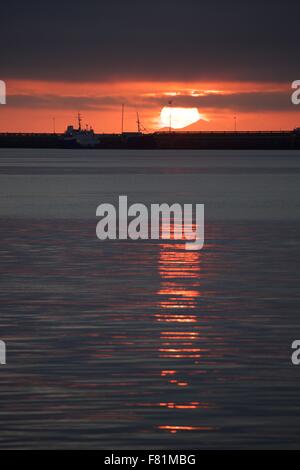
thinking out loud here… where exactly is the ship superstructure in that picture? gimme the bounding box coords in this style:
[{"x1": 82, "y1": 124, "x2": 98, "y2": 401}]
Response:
[{"x1": 62, "y1": 113, "x2": 99, "y2": 147}]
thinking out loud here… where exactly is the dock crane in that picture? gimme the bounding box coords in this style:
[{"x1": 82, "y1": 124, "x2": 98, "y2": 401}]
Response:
[{"x1": 136, "y1": 111, "x2": 147, "y2": 133}]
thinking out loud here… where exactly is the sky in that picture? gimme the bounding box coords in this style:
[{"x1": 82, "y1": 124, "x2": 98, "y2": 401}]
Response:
[{"x1": 0, "y1": 0, "x2": 299, "y2": 132}]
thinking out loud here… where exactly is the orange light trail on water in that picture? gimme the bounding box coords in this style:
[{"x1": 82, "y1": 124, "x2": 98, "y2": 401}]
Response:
[{"x1": 158, "y1": 425, "x2": 215, "y2": 434}]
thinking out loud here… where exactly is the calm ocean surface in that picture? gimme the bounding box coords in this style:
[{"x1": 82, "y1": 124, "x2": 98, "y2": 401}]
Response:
[{"x1": 0, "y1": 149, "x2": 300, "y2": 449}]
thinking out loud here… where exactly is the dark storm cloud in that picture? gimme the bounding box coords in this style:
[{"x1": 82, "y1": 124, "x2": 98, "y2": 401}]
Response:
[
  {"x1": 7, "y1": 94, "x2": 124, "y2": 110},
  {"x1": 145, "y1": 91, "x2": 297, "y2": 112},
  {"x1": 7, "y1": 90, "x2": 297, "y2": 113},
  {"x1": 0, "y1": 0, "x2": 299, "y2": 82}
]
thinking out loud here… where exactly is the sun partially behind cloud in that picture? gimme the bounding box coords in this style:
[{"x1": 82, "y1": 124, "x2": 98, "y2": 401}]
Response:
[{"x1": 160, "y1": 107, "x2": 203, "y2": 129}]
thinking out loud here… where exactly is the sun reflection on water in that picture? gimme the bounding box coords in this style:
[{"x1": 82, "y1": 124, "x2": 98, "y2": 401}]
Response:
[{"x1": 156, "y1": 241, "x2": 215, "y2": 434}]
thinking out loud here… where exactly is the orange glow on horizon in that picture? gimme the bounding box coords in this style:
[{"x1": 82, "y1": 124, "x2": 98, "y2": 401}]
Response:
[{"x1": 0, "y1": 78, "x2": 298, "y2": 133}]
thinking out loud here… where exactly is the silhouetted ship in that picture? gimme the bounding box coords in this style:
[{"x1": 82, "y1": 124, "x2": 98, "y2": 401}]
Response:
[
  {"x1": 62, "y1": 113, "x2": 99, "y2": 148},
  {"x1": 1, "y1": 126, "x2": 300, "y2": 150}
]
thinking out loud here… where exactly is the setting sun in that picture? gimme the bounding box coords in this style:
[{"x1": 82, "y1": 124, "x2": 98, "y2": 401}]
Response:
[{"x1": 160, "y1": 107, "x2": 201, "y2": 129}]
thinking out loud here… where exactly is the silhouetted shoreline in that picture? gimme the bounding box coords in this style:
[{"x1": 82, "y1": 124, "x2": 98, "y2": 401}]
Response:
[{"x1": 1, "y1": 130, "x2": 300, "y2": 150}]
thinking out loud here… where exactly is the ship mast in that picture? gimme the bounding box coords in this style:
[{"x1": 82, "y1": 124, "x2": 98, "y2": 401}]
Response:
[
  {"x1": 121, "y1": 104, "x2": 125, "y2": 134},
  {"x1": 136, "y1": 111, "x2": 141, "y2": 133},
  {"x1": 168, "y1": 100, "x2": 173, "y2": 133},
  {"x1": 78, "y1": 112, "x2": 82, "y2": 131},
  {"x1": 136, "y1": 110, "x2": 147, "y2": 133}
]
